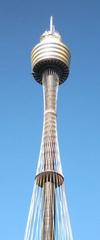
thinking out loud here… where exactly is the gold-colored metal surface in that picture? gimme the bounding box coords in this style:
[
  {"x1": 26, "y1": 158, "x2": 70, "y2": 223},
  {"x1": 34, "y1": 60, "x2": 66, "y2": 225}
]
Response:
[{"x1": 32, "y1": 42, "x2": 70, "y2": 66}]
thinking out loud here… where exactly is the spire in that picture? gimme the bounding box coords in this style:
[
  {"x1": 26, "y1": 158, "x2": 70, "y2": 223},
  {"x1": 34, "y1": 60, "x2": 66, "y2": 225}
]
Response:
[{"x1": 50, "y1": 16, "x2": 55, "y2": 33}]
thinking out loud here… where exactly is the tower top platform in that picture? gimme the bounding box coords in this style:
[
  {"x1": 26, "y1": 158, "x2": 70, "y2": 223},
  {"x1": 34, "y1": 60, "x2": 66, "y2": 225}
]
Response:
[{"x1": 31, "y1": 17, "x2": 71, "y2": 85}]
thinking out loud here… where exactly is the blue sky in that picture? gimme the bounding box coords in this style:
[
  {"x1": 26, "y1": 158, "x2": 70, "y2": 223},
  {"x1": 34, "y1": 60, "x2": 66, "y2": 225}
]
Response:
[{"x1": 0, "y1": 0, "x2": 100, "y2": 239}]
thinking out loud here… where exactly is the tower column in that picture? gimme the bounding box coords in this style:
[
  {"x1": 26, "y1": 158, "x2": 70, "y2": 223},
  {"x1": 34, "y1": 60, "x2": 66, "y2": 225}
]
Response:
[
  {"x1": 42, "y1": 70, "x2": 59, "y2": 171},
  {"x1": 41, "y1": 70, "x2": 59, "y2": 240}
]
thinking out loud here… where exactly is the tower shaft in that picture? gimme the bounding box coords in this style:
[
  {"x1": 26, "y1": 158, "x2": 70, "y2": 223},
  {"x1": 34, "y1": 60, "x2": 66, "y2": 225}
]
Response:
[
  {"x1": 42, "y1": 70, "x2": 58, "y2": 171},
  {"x1": 42, "y1": 182, "x2": 55, "y2": 240},
  {"x1": 40, "y1": 70, "x2": 59, "y2": 240}
]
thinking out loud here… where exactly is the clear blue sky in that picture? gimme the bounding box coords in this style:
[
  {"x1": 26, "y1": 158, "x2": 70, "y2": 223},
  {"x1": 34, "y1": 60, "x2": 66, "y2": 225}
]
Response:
[{"x1": 0, "y1": 0, "x2": 100, "y2": 239}]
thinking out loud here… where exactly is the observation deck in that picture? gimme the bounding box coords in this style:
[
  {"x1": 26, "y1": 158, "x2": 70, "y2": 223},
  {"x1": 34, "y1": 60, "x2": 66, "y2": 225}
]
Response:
[{"x1": 31, "y1": 16, "x2": 71, "y2": 85}]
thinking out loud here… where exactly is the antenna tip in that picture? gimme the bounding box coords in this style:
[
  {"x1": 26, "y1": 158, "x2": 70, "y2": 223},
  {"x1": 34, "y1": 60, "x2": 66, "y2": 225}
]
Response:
[{"x1": 50, "y1": 16, "x2": 55, "y2": 33}]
